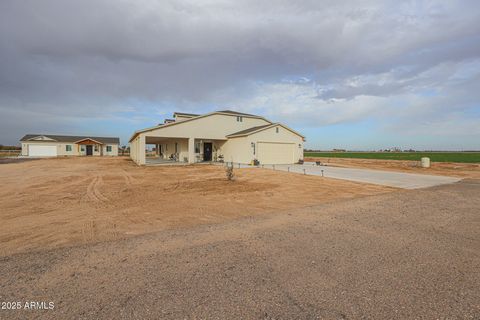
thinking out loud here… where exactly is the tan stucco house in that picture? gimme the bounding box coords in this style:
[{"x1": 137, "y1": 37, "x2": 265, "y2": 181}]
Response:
[
  {"x1": 129, "y1": 110, "x2": 305, "y2": 165},
  {"x1": 20, "y1": 134, "x2": 120, "y2": 157}
]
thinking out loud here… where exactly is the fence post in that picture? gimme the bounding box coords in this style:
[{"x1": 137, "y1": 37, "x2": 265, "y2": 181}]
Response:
[
  {"x1": 321, "y1": 170, "x2": 324, "y2": 177},
  {"x1": 303, "y1": 168, "x2": 306, "y2": 175}
]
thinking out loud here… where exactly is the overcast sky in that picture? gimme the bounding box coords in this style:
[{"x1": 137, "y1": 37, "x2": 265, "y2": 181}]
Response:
[{"x1": 1, "y1": 0, "x2": 479, "y2": 150}]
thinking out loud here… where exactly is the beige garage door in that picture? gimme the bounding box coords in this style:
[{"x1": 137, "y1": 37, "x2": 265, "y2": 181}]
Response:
[
  {"x1": 257, "y1": 142, "x2": 295, "y2": 164},
  {"x1": 28, "y1": 145, "x2": 57, "y2": 157}
]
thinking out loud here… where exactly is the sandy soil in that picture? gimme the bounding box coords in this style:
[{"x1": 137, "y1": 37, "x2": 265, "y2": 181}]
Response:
[
  {"x1": 1, "y1": 179, "x2": 478, "y2": 319},
  {"x1": 305, "y1": 156, "x2": 480, "y2": 178},
  {"x1": 0, "y1": 157, "x2": 393, "y2": 256}
]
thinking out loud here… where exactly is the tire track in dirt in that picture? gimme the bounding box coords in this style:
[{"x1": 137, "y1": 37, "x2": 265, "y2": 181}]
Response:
[
  {"x1": 122, "y1": 169, "x2": 135, "y2": 185},
  {"x1": 86, "y1": 175, "x2": 108, "y2": 203}
]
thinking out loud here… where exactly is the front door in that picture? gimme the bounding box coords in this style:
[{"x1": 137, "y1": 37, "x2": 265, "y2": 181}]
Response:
[
  {"x1": 203, "y1": 143, "x2": 212, "y2": 161},
  {"x1": 86, "y1": 145, "x2": 93, "y2": 156}
]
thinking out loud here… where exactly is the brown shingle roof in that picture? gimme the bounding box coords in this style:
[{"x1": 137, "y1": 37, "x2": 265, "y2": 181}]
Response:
[
  {"x1": 226, "y1": 124, "x2": 273, "y2": 137},
  {"x1": 173, "y1": 112, "x2": 200, "y2": 117},
  {"x1": 20, "y1": 134, "x2": 120, "y2": 144},
  {"x1": 217, "y1": 110, "x2": 258, "y2": 117}
]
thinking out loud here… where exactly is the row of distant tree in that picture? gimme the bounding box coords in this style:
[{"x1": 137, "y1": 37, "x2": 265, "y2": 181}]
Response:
[
  {"x1": 304, "y1": 149, "x2": 479, "y2": 152},
  {"x1": 0, "y1": 145, "x2": 21, "y2": 150}
]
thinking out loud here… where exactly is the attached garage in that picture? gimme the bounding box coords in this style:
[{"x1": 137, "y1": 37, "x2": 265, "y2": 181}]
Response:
[
  {"x1": 257, "y1": 142, "x2": 295, "y2": 164},
  {"x1": 28, "y1": 145, "x2": 57, "y2": 157},
  {"x1": 225, "y1": 122, "x2": 305, "y2": 165}
]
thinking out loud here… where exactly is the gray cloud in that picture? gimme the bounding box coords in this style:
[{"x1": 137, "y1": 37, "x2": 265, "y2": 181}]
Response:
[{"x1": 0, "y1": 0, "x2": 479, "y2": 146}]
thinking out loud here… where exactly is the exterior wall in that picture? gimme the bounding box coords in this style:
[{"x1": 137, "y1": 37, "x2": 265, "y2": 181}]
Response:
[
  {"x1": 21, "y1": 141, "x2": 119, "y2": 157},
  {"x1": 222, "y1": 125, "x2": 304, "y2": 164},
  {"x1": 221, "y1": 137, "x2": 252, "y2": 164},
  {"x1": 130, "y1": 135, "x2": 145, "y2": 164},
  {"x1": 102, "y1": 144, "x2": 119, "y2": 156},
  {"x1": 141, "y1": 114, "x2": 270, "y2": 140}
]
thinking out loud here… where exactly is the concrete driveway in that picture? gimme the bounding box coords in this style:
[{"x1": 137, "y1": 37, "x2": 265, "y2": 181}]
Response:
[{"x1": 250, "y1": 163, "x2": 461, "y2": 189}]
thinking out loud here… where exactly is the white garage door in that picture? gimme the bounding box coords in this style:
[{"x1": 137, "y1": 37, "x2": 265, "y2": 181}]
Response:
[
  {"x1": 257, "y1": 142, "x2": 295, "y2": 164},
  {"x1": 28, "y1": 145, "x2": 57, "y2": 157}
]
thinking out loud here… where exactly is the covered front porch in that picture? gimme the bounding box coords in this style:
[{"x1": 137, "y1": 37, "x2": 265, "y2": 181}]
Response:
[
  {"x1": 75, "y1": 138, "x2": 104, "y2": 156},
  {"x1": 130, "y1": 134, "x2": 226, "y2": 165}
]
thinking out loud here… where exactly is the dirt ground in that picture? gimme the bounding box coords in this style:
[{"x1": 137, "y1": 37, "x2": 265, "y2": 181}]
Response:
[
  {"x1": 1, "y1": 179, "x2": 478, "y2": 319},
  {"x1": 0, "y1": 157, "x2": 393, "y2": 256},
  {"x1": 305, "y1": 156, "x2": 480, "y2": 178}
]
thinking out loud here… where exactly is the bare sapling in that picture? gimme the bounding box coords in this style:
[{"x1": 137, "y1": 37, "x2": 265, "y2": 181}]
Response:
[{"x1": 225, "y1": 164, "x2": 235, "y2": 181}]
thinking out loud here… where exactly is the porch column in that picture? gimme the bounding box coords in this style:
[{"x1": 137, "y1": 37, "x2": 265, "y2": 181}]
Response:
[
  {"x1": 188, "y1": 137, "x2": 195, "y2": 164},
  {"x1": 138, "y1": 135, "x2": 146, "y2": 165}
]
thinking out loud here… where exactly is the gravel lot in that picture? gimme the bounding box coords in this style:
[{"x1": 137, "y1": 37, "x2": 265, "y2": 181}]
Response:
[{"x1": 1, "y1": 179, "x2": 479, "y2": 319}]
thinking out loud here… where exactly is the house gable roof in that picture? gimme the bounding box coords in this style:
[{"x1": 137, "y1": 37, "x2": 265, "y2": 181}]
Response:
[
  {"x1": 74, "y1": 138, "x2": 106, "y2": 145},
  {"x1": 226, "y1": 123, "x2": 305, "y2": 139},
  {"x1": 20, "y1": 134, "x2": 120, "y2": 144},
  {"x1": 129, "y1": 110, "x2": 272, "y2": 142}
]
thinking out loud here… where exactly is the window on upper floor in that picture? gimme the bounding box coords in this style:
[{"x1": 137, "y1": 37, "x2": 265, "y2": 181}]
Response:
[
  {"x1": 236, "y1": 116, "x2": 243, "y2": 122},
  {"x1": 276, "y1": 127, "x2": 279, "y2": 133}
]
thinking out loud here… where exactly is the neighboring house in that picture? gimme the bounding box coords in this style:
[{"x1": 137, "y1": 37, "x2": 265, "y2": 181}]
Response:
[
  {"x1": 20, "y1": 134, "x2": 120, "y2": 157},
  {"x1": 129, "y1": 110, "x2": 305, "y2": 165}
]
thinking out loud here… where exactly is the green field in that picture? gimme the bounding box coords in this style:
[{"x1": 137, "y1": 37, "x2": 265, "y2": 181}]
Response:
[{"x1": 304, "y1": 152, "x2": 480, "y2": 163}]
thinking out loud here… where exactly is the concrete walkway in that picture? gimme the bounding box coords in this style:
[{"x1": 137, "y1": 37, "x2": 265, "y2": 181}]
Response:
[{"x1": 227, "y1": 162, "x2": 461, "y2": 189}]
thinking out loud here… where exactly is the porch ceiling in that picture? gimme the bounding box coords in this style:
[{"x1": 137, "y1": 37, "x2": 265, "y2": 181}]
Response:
[
  {"x1": 145, "y1": 137, "x2": 188, "y2": 144},
  {"x1": 144, "y1": 136, "x2": 227, "y2": 144}
]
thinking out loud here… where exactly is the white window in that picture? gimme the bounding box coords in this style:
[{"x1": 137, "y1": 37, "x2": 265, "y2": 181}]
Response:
[
  {"x1": 106, "y1": 145, "x2": 112, "y2": 152},
  {"x1": 236, "y1": 116, "x2": 243, "y2": 122},
  {"x1": 94, "y1": 145, "x2": 98, "y2": 152},
  {"x1": 66, "y1": 145, "x2": 72, "y2": 151}
]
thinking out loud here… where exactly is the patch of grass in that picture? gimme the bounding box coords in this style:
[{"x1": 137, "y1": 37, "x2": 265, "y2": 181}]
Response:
[{"x1": 304, "y1": 152, "x2": 480, "y2": 163}]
